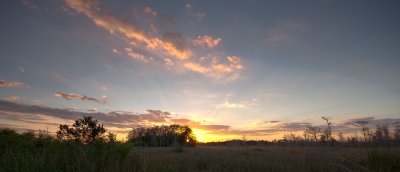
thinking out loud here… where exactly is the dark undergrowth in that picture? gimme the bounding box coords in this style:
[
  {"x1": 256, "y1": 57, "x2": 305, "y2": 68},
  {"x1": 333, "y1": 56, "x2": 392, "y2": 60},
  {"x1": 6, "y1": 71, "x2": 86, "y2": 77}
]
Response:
[{"x1": 1, "y1": 128, "x2": 400, "y2": 172}]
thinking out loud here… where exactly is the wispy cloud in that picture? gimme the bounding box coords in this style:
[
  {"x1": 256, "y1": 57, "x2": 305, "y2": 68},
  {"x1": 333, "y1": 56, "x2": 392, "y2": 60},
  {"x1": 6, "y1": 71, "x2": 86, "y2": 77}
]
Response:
[
  {"x1": 1, "y1": 96, "x2": 21, "y2": 102},
  {"x1": 21, "y1": 0, "x2": 39, "y2": 10},
  {"x1": 0, "y1": 80, "x2": 28, "y2": 88},
  {"x1": 267, "y1": 21, "x2": 307, "y2": 44},
  {"x1": 216, "y1": 101, "x2": 246, "y2": 109},
  {"x1": 54, "y1": 91, "x2": 109, "y2": 104},
  {"x1": 215, "y1": 97, "x2": 258, "y2": 109},
  {"x1": 65, "y1": 0, "x2": 243, "y2": 81}
]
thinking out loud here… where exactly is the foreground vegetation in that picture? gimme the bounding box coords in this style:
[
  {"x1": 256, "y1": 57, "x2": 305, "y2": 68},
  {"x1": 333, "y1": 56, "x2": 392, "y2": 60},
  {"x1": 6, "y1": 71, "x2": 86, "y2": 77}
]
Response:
[
  {"x1": 1, "y1": 128, "x2": 400, "y2": 172},
  {"x1": 1, "y1": 116, "x2": 400, "y2": 171}
]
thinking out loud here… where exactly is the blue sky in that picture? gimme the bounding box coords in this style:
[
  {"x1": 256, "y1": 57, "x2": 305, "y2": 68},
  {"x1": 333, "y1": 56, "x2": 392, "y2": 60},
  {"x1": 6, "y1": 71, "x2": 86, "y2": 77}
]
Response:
[{"x1": 0, "y1": 0, "x2": 399, "y2": 141}]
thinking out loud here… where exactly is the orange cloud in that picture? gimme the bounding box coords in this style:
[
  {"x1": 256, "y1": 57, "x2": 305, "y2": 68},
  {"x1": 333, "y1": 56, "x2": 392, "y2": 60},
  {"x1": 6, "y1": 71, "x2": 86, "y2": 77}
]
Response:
[
  {"x1": 126, "y1": 51, "x2": 151, "y2": 63},
  {"x1": 66, "y1": 0, "x2": 243, "y2": 81},
  {"x1": 192, "y1": 35, "x2": 221, "y2": 48},
  {"x1": 66, "y1": 0, "x2": 191, "y2": 60},
  {"x1": 0, "y1": 80, "x2": 27, "y2": 88},
  {"x1": 184, "y1": 62, "x2": 209, "y2": 74}
]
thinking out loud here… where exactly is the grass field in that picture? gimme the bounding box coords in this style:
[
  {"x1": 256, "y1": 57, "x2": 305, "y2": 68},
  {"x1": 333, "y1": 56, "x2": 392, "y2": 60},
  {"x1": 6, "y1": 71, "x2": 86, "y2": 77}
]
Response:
[
  {"x1": 1, "y1": 129, "x2": 400, "y2": 172},
  {"x1": 2, "y1": 143, "x2": 400, "y2": 171},
  {"x1": 131, "y1": 146, "x2": 400, "y2": 172}
]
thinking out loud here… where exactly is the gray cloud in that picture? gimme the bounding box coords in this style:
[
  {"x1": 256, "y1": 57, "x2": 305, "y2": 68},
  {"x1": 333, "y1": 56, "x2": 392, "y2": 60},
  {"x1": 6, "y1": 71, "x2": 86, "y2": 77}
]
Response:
[
  {"x1": 0, "y1": 100, "x2": 230, "y2": 133},
  {"x1": 54, "y1": 91, "x2": 109, "y2": 104}
]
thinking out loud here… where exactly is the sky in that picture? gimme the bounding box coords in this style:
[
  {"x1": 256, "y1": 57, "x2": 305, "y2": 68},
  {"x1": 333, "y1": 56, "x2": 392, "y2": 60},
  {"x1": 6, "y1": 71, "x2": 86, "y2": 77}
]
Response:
[{"x1": 0, "y1": 0, "x2": 400, "y2": 142}]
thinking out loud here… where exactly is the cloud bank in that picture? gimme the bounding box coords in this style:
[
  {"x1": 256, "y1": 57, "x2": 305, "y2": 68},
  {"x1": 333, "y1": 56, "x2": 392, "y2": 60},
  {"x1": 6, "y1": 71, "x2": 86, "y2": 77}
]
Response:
[{"x1": 1, "y1": 100, "x2": 399, "y2": 139}]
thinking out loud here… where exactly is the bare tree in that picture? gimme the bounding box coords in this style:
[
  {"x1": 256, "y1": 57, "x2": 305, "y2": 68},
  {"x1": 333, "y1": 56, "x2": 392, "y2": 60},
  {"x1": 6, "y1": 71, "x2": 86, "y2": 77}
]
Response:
[
  {"x1": 322, "y1": 117, "x2": 332, "y2": 142},
  {"x1": 353, "y1": 120, "x2": 370, "y2": 142},
  {"x1": 337, "y1": 132, "x2": 345, "y2": 143},
  {"x1": 374, "y1": 125, "x2": 384, "y2": 144},
  {"x1": 306, "y1": 126, "x2": 320, "y2": 142},
  {"x1": 393, "y1": 121, "x2": 400, "y2": 144}
]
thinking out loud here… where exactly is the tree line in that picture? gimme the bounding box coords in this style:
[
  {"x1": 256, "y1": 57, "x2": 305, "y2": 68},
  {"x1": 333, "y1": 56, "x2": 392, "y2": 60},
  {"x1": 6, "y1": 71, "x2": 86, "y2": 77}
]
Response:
[
  {"x1": 283, "y1": 117, "x2": 400, "y2": 147},
  {"x1": 203, "y1": 117, "x2": 400, "y2": 147},
  {"x1": 127, "y1": 125, "x2": 196, "y2": 147},
  {"x1": 55, "y1": 116, "x2": 197, "y2": 147}
]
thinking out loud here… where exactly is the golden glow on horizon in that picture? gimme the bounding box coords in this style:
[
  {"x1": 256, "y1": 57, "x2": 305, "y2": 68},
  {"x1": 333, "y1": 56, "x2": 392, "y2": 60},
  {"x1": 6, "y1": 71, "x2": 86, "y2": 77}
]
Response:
[{"x1": 192, "y1": 128, "x2": 239, "y2": 142}]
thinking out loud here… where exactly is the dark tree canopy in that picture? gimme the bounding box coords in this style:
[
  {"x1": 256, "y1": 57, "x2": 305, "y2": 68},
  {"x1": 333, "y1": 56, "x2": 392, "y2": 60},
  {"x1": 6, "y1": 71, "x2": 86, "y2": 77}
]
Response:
[
  {"x1": 127, "y1": 125, "x2": 197, "y2": 147},
  {"x1": 56, "y1": 116, "x2": 106, "y2": 144}
]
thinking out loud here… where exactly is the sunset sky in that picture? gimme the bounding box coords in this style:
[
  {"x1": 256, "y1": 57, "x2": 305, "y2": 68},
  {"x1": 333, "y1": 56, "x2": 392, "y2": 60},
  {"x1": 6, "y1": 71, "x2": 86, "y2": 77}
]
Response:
[{"x1": 1, "y1": 0, "x2": 399, "y2": 142}]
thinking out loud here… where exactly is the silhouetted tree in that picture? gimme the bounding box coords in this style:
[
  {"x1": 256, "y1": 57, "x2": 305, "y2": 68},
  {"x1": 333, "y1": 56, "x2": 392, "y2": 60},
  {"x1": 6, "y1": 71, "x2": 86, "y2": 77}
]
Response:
[
  {"x1": 106, "y1": 132, "x2": 117, "y2": 143},
  {"x1": 127, "y1": 125, "x2": 197, "y2": 147},
  {"x1": 393, "y1": 121, "x2": 400, "y2": 144},
  {"x1": 56, "y1": 116, "x2": 106, "y2": 144},
  {"x1": 305, "y1": 126, "x2": 320, "y2": 142},
  {"x1": 374, "y1": 124, "x2": 390, "y2": 146},
  {"x1": 337, "y1": 132, "x2": 345, "y2": 143},
  {"x1": 322, "y1": 117, "x2": 332, "y2": 142},
  {"x1": 354, "y1": 120, "x2": 370, "y2": 142}
]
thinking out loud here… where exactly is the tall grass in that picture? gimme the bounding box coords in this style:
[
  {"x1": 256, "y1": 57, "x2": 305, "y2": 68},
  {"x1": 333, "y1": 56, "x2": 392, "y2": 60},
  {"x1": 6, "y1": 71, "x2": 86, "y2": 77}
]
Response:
[
  {"x1": 2, "y1": 129, "x2": 400, "y2": 171},
  {"x1": 368, "y1": 148, "x2": 400, "y2": 171},
  {"x1": 0, "y1": 129, "x2": 138, "y2": 171}
]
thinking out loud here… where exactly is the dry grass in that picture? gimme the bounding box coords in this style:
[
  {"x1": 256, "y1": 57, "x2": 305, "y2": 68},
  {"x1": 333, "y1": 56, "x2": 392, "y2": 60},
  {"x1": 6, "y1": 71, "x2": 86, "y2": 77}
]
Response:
[
  {"x1": 130, "y1": 146, "x2": 400, "y2": 172},
  {"x1": 1, "y1": 128, "x2": 400, "y2": 172}
]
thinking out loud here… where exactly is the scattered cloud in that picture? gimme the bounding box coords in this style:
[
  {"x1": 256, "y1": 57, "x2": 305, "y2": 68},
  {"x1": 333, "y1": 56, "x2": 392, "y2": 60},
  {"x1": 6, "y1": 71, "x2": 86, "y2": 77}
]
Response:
[
  {"x1": 21, "y1": 0, "x2": 39, "y2": 10},
  {"x1": 0, "y1": 80, "x2": 28, "y2": 88},
  {"x1": 1, "y1": 96, "x2": 21, "y2": 102},
  {"x1": 66, "y1": 0, "x2": 192, "y2": 60},
  {"x1": 164, "y1": 58, "x2": 174, "y2": 66},
  {"x1": 183, "y1": 56, "x2": 243, "y2": 80},
  {"x1": 267, "y1": 21, "x2": 307, "y2": 44},
  {"x1": 112, "y1": 48, "x2": 120, "y2": 54},
  {"x1": 196, "y1": 12, "x2": 206, "y2": 21},
  {"x1": 18, "y1": 67, "x2": 26, "y2": 73},
  {"x1": 215, "y1": 97, "x2": 257, "y2": 109},
  {"x1": 124, "y1": 48, "x2": 151, "y2": 63},
  {"x1": 185, "y1": 4, "x2": 192, "y2": 9},
  {"x1": 216, "y1": 101, "x2": 245, "y2": 109},
  {"x1": 192, "y1": 35, "x2": 221, "y2": 48},
  {"x1": 144, "y1": 6, "x2": 157, "y2": 16},
  {"x1": 269, "y1": 121, "x2": 282, "y2": 123},
  {"x1": 54, "y1": 91, "x2": 109, "y2": 104},
  {"x1": 65, "y1": 0, "x2": 243, "y2": 81},
  {"x1": 87, "y1": 108, "x2": 97, "y2": 112}
]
